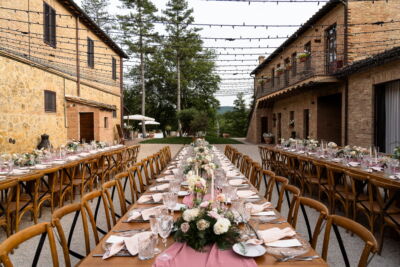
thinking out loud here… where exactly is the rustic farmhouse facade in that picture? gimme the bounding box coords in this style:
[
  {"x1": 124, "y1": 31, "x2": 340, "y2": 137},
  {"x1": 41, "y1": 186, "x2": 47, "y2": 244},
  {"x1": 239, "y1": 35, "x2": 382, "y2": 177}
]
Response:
[
  {"x1": 247, "y1": 0, "x2": 400, "y2": 153},
  {"x1": 0, "y1": 0, "x2": 128, "y2": 153}
]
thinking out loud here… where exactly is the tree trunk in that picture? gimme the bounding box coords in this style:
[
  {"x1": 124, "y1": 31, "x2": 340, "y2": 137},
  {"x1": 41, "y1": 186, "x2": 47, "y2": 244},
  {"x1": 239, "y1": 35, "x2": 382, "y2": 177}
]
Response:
[
  {"x1": 140, "y1": 50, "x2": 146, "y2": 138},
  {"x1": 177, "y1": 57, "x2": 182, "y2": 136}
]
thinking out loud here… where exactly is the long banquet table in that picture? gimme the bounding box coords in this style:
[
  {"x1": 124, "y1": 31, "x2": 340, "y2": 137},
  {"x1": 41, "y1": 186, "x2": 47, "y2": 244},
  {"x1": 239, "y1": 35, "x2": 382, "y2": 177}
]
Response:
[
  {"x1": 79, "y1": 146, "x2": 328, "y2": 267},
  {"x1": 264, "y1": 145, "x2": 400, "y2": 186}
]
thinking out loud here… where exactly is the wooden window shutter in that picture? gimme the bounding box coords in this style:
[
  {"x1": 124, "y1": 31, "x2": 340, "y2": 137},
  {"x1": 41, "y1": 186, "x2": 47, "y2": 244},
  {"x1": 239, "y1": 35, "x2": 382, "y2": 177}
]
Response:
[
  {"x1": 43, "y1": 3, "x2": 50, "y2": 44},
  {"x1": 112, "y1": 57, "x2": 117, "y2": 80},
  {"x1": 50, "y1": 7, "x2": 56, "y2": 47},
  {"x1": 44, "y1": 90, "x2": 56, "y2": 112},
  {"x1": 87, "y1": 38, "x2": 94, "y2": 68}
]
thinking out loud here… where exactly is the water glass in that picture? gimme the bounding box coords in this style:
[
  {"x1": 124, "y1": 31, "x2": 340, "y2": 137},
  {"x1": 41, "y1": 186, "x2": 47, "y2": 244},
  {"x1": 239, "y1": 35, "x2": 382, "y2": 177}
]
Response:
[
  {"x1": 138, "y1": 233, "x2": 155, "y2": 260},
  {"x1": 163, "y1": 192, "x2": 178, "y2": 213},
  {"x1": 149, "y1": 215, "x2": 161, "y2": 254},
  {"x1": 169, "y1": 180, "x2": 180, "y2": 193}
]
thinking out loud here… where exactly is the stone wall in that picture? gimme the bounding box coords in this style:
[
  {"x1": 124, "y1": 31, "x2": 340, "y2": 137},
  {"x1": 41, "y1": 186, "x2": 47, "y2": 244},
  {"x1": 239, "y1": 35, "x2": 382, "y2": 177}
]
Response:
[{"x1": 347, "y1": 59, "x2": 400, "y2": 147}]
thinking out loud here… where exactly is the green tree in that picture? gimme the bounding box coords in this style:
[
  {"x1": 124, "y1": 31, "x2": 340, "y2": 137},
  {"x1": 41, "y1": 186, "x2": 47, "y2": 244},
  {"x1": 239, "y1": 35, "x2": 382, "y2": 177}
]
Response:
[
  {"x1": 119, "y1": 0, "x2": 158, "y2": 137},
  {"x1": 81, "y1": 0, "x2": 113, "y2": 33},
  {"x1": 162, "y1": 0, "x2": 215, "y2": 135},
  {"x1": 219, "y1": 93, "x2": 249, "y2": 137}
]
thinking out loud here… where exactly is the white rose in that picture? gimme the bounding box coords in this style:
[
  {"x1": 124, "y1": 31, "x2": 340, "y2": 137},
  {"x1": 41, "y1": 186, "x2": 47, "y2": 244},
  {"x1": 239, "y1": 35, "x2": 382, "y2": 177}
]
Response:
[
  {"x1": 196, "y1": 219, "x2": 210, "y2": 231},
  {"x1": 183, "y1": 208, "x2": 200, "y2": 222},
  {"x1": 186, "y1": 157, "x2": 193, "y2": 163},
  {"x1": 213, "y1": 218, "x2": 231, "y2": 235}
]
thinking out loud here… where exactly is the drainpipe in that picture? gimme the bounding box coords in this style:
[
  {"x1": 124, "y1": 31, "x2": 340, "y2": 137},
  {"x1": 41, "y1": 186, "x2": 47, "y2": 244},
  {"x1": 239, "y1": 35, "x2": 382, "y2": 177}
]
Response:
[
  {"x1": 75, "y1": 16, "x2": 80, "y2": 96},
  {"x1": 343, "y1": 0, "x2": 349, "y2": 145},
  {"x1": 120, "y1": 57, "x2": 124, "y2": 131}
]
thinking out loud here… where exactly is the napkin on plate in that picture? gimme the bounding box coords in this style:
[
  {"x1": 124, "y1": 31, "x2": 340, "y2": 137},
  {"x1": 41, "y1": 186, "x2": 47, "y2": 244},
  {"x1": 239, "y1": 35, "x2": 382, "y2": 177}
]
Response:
[
  {"x1": 246, "y1": 202, "x2": 273, "y2": 214},
  {"x1": 348, "y1": 162, "x2": 360, "y2": 167},
  {"x1": 371, "y1": 166, "x2": 383, "y2": 172},
  {"x1": 79, "y1": 152, "x2": 90, "y2": 157},
  {"x1": 126, "y1": 210, "x2": 141, "y2": 222},
  {"x1": 226, "y1": 171, "x2": 240, "y2": 177},
  {"x1": 253, "y1": 211, "x2": 275, "y2": 216},
  {"x1": 258, "y1": 227, "x2": 296, "y2": 244},
  {"x1": 150, "y1": 183, "x2": 169, "y2": 192},
  {"x1": 33, "y1": 164, "x2": 49, "y2": 169},
  {"x1": 266, "y1": 238, "x2": 302, "y2": 248},
  {"x1": 137, "y1": 193, "x2": 163, "y2": 204},
  {"x1": 237, "y1": 190, "x2": 257, "y2": 199},
  {"x1": 141, "y1": 205, "x2": 166, "y2": 220},
  {"x1": 103, "y1": 231, "x2": 152, "y2": 259},
  {"x1": 10, "y1": 169, "x2": 30, "y2": 175},
  {"x1": 229, "y1": 179, "x2": 246, "y2": 186},
  {"x1": 66, "y1": 156, "x2": 80, "y2": 161},
  {"x1": 156, "y1": 176, "x2": 174, "y2": 182}
]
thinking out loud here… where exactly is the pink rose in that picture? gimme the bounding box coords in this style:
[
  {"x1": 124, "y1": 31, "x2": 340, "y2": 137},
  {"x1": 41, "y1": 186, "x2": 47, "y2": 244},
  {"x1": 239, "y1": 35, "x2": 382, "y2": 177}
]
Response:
[
  {"x1": 207, "y1": 210, "x2": 222, "y2": 220},
  {"x1": 199, "y1": 201, "x2": 210, "y2": 208},
  {"x1": 216, "y1": 193, "x2": 226, "y2": 202},
  {"x1": 180, "y1": 222, "x2": 190, "y2": 233}
]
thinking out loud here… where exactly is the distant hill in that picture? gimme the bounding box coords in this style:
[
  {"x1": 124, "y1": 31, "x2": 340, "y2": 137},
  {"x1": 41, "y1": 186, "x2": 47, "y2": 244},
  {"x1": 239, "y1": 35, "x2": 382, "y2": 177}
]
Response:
[{"x1": 218, "y1": 106, "x2": 234, "y2": 114}]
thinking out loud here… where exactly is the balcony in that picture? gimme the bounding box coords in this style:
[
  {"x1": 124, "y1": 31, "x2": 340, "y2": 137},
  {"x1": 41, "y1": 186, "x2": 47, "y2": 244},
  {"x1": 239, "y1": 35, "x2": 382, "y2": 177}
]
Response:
[{"x1": 255, "y1": 56, "x2": 343, "y2": 99}]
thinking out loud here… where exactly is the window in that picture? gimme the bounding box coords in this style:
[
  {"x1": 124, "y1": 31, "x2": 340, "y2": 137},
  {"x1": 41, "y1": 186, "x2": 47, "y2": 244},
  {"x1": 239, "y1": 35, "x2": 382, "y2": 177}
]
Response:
[
  {"x1": 87, "y1": 38, "x2": 94, "y2": 68},
  {"x1": 112, "y1": 110, "x2": 117, "y2": 118},
  {"x1": 303, "y1": 109, "x2": 310, "y2": 138},
  {"x1": 44, "y1": 90, "x2": 56, "y2": 112},
  {"x1": 43, "y1": 2, "x2": 56, "y2": 47},
  {"x1": 284, "y1": 58, "x2": 290, "y2": 86},
  {"x1": 112, "y1": 57, "x2": 117, "y2": 80},
  {"x1": 104, "y1": 117, "x2": 108, "y2": 128},
  {"x1": 304, "y1": 42, "x2": 311, "y2": 70},
  {"x1": 271, "y1": 68, "x2": 275, "y2": 87},
  {"x1": 291, "y1": 53, "x2": 297, "y2": 76},
  {"x1": 326, "y1": 24, "x2": 337, "y2": 73}
]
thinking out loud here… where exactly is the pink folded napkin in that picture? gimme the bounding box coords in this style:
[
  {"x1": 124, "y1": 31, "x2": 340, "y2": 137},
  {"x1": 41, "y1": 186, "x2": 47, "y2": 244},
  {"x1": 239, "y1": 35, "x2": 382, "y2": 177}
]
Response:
[
  {"x1": 246, "y1": 202, "x2": 273, "y2": 214},
  {"x1": 103, "y1": 231, "x2": 152, "y2": 259},
  {"x1": 226, "y1": 171, "x2": 240, "y2": 177},
  {"x1": 156, "y1": 176, "x2": 174, "y2": 182},
  {"x1": 153, "y1": 242, "x2": 257, "y2": 267},
  {"x1": 138, "y1": 193, "x2": 163, "y2": 204},
  {"x1": 236, "y1": 190, "x2": 257, "y2": 199},
  {"x1": 150, "y1": 183, "x2": 170, "y2": 191},
  {"x1": 257, "y1": 227, "x2": 296, "y2": 244},
  {"x1": 228, "y1": 179, "x2": 245, "y2": 186}
]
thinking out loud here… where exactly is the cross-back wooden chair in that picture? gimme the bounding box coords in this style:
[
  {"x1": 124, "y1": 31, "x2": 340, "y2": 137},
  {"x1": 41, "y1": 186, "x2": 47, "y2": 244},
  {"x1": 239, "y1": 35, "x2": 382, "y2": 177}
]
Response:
[
  {"x1": 291, "y1": 196, "x2": 329, "y2": 249},
  {"x1": 140, "y1": 158, "x2": 153, "y2": 185},
  {"x1": 128, "y1": 164, "x2": 147, "y2": 195},
  {"x1": 258, "y1": 146, "x2": 270, "y2": 170},
  {"x1": 0, "y1": 222, "x2": 59, "y2": 267},
  {"x1": 153, "y1": 152, "x2": 163, "y2": 175},
  {"x1": 240, "y1": 155, "x2": 253, "y2": 178},
  {"x1": 249, "y1": 162, "x2": 262, "y2": 190},
  {"x1": 345, "y1": 171, "x2": 372, "y2": 230},
  {"x1": 15, "y1": 172, "x2": 44, "y2": 232},
  {"x1": 72, "y1": 158, "x2": 98, "y2": 199},
  {"x1": 102, "y1": 179, "x2": 127, "y2": 225},
  {"x1": 277, "y1": 184, "x2": 300, "y2": 225},
  {"x1": 39, "y1": 166, "x2": 61, "y2": 214},
  {"x1": 82, "y1": 190, "x2": 111, "y2": 237},
  {"x1": 164, "y1": 146, "x2": 171, "y2": 163},
  {"x1": 326, "y1": 165, "x2": 350, "y2": 216},
  {"x1": 59, "y1": 161, "x2": 79, "y2": 206},
  {"x1": 322, "y1": 214, "x2": 378, "y2": 267},
  {"x1": 369, "y1": 178, "x2": 400, "y2": 253},
  {"x1": 52, "y1": 202, "x2": 90, "y2": 265},
  {"x1": 115, "y1": 171, "x2": 139, "y2": 207},
  {"x1": 232, "y1": 151, "x2": 243, "y2": 169},
  {"x1": 262, "y1": 169, "x2": 276, "y2": 202},
  {"x1": 0, "y1": 180, "x2": 18, "y2": 237}
]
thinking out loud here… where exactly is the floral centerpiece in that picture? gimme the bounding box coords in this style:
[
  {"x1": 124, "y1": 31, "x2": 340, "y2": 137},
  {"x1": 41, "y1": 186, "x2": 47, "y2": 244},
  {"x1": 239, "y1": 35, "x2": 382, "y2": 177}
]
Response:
[
  {"x1": 336, "y1": 145, "x2": 367, "y2": 158},
  {"x1": 393, "y1": 147, "x2": 400, "y2": 160},
  {"x1": 304, "y1": 139, "x2": 319, "y2": 151},
  {"x1": 12, "y1": 149, "x2": 44, "y2": 166},
  {"x1": 327, "y1": 142, "x2": 338, "y2": 149},
  {"x1": 174, "y1": 204, "x2": 240, "y2": 251},
  {"x1": 66, "y1": 140, "x2": 80, "y2": 152},
  {"x1": 186, "y1": 173, "x2": 208, "y2": 205}
]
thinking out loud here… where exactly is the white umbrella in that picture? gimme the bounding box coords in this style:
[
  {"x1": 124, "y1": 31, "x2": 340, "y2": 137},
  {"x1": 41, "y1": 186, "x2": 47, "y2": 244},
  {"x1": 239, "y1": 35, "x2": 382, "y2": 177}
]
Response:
[
  {"x1": 123, "y1": 114, "x2": 155, "y2": 121},
  {"x1": 139, "y1": 121, "x2": 160, "y2": 125}
]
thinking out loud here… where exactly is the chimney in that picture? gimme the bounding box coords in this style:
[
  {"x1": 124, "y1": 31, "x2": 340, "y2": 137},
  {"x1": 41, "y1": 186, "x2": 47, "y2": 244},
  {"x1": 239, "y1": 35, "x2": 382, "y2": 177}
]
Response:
[{"x1": 258, "y1": 56, "x2": 265, "y2": 64}]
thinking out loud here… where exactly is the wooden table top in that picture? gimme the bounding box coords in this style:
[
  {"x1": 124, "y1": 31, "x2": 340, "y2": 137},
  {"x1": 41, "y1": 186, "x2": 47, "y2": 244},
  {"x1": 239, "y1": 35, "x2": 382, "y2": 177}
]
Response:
[
  {"x1": 0, "y1": 145, "x2": 128, "y2": 183},
  {"x1": 79, "y1": 148, "x2": 328, "y2": 267},
  {"x1": 263, "y1": 145, "x2": 400, "y2": 186}
]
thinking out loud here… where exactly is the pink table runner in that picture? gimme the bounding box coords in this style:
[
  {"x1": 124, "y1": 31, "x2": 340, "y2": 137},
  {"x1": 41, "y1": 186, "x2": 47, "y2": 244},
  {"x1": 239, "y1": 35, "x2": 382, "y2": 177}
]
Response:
[{"x1": 153, "y1": 242, "x2": 257, "y2": 267}]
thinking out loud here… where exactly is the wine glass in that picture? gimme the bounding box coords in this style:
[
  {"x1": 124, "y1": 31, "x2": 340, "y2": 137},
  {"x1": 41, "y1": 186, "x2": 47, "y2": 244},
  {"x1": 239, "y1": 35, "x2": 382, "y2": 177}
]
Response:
[
  {"x1": 163, "y1": 192, "x2": 178, "y2": 215},
  {"x1": 158, "y1": 215, "x2": 174, "y2": 248}
]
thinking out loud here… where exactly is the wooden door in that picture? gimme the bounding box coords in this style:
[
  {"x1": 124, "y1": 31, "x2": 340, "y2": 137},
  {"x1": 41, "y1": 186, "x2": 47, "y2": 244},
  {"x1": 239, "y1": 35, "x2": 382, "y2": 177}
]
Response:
[
  {"x1": 80, "y1": 112, "x2": 94, "y2": 142},
  {"x1": 261, "y1": 117, "x2": 268, "y2": 143}
]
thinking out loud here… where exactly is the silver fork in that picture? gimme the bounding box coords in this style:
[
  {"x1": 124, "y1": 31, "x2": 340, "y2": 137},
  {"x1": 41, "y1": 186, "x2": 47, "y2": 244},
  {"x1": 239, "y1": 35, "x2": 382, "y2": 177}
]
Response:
[{"x1": 277, "y1": 255, "x2": 319, "y2": 262}]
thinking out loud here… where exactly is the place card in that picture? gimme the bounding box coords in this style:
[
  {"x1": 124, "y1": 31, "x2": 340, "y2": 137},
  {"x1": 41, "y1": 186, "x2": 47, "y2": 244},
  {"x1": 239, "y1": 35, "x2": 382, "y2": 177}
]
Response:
[{"x1": 266, "y1": 238, "x2": 302, "y2": 248}]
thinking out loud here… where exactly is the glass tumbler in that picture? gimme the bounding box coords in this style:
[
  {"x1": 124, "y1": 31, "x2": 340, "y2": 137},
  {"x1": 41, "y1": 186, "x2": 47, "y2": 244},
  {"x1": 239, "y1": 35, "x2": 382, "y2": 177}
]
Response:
[{"x1": 138, "y1": 234, "x2": 155, "y2": 260}]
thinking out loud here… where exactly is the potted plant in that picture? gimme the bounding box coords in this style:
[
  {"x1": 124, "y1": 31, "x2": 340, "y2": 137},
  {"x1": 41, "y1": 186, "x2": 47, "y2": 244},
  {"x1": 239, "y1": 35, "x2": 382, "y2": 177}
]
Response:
[
  {"x1": 285, "y1": 63, "x2": 292, "y2": 70},
  {"x1": 297, "y1": 52, "x2": 310, "y2": 62},
  {"x1": 222, "y1": 133, "x2": 230, "y2": 138},
  {"x1": 263, "y1": 132, "x2": 274, "y2": 144},
  {"x1": 276, "y1": 67, "x2": 285, "y2": 76}
]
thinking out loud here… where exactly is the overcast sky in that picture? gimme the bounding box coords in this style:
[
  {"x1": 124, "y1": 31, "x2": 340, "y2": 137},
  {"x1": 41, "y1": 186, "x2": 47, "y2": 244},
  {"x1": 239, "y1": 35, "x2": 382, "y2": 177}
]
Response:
[{"x1": 76, "y1": 0, "x2": 324, "y2": 106}]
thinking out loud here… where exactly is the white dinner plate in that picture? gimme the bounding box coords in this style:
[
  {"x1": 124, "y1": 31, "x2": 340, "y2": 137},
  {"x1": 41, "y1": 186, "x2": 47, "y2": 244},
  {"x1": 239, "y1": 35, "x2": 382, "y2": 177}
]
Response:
[
  {"x1": 170, "y1": 203, "x2": 186, "y2": 211},
  {"x1": 232, "y1": 242, "x2": 266, "y2": 258},
  {"x1": 178, "y1": 191, "x2": 190, "y2": 196}
]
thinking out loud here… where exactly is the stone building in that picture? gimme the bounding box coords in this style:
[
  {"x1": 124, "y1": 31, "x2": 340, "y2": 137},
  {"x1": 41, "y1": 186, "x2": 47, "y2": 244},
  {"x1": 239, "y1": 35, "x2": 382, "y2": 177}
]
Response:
[
  {"x1": 0, "y1": 0, "x2": 128, "y2": 153},
  {"x1": 246, "y1": 0, "x2": 400, "y2": 153}
]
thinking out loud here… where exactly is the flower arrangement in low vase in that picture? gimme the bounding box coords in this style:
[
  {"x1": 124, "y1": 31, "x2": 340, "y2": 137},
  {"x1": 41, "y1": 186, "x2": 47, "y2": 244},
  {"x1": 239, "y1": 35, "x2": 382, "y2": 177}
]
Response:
[
  {"x1": 186, "y1": 173, "x2": 208, "y2": 205},
  {"x1": 173, "y1": 204, "x2": 240, "y2": 252},
  {"x1": 12, "y1": 149, "x2": 44, "y2": 167},
  {"x1": 66, "y1": 140, "x2": 80, "y2": 153},
  {"x1": 393, "y1": 146, "x2": 400, "y2": 160}
]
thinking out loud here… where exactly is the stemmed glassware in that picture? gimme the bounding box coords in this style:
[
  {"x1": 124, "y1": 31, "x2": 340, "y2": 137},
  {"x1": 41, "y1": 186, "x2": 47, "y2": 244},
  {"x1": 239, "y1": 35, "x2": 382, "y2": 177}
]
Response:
[
  {"x1": 163, "y1": 192, "x2": 178, "y2": 215},
  {"x1": 158, "y1": 214, "x2": 174, "y2": 249},
  {"x1": 149, "y1": 215, "x2": 161, "y2": 254}
]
